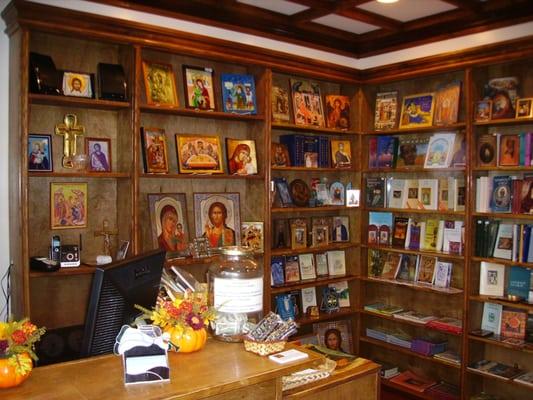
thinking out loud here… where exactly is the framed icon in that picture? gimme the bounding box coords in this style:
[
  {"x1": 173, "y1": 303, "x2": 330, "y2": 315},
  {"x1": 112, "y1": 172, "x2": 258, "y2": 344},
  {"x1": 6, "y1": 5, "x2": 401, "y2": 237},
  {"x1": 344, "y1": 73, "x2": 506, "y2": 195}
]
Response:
[
  {"x1": 62, "y1": 71, "x2": 93, "y2": 98},
  {"x1": 516, "y1": 98, "x2": 533, "y2": 119},
  {"x1": 399, "y1": 93, "x2": 435, "y2": 129},
  {"x1": 226, "y1": 138, "x2": 257, "y2": 175},
  {"x1": 50, "y1": 182, "x2": 87, "y2": 229},
  {"x1": 28, "y1": 134, "x2": 52, "y2": 172},
  {"x1": 141, "y1": 127, "x2": 169, "y2": 173},
  {"x1": 183, "y1": 65, "x2": 215, "y2": 110},
  {"x1": 141, "y1": 60, "x2": 178, "y2": 107},
  {"x1": 176, "y1": 134, "x2": 224, "y2": 174},
  {"x1": 85, "y1": 137, "x2": 111, "y2": 172}
]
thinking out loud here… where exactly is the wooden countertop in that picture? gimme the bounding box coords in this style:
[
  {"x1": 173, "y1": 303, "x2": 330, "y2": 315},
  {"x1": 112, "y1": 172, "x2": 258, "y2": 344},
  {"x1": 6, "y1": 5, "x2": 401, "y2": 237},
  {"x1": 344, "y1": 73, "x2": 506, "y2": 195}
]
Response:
[{"x1": 3, "y1": 340, "x2": 324, "y2": 400}]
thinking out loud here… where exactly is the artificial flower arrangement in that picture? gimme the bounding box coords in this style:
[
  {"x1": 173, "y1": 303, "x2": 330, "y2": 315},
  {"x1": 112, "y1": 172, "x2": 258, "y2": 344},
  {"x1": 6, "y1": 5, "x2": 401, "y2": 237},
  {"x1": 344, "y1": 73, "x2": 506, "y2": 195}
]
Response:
[
  {"x1": 0, "y1": 318, "x2": 45, "y2": 387},
  {"x1": 136, "y1": 284, "x2": 216, "y2": 353}
]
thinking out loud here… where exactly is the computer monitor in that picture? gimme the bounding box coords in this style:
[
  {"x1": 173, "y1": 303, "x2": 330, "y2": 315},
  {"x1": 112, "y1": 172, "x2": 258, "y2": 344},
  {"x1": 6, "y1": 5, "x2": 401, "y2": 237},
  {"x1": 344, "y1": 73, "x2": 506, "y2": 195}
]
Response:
[{"x1": 80, "y1": 249, "x2": 166, "y2": 357}]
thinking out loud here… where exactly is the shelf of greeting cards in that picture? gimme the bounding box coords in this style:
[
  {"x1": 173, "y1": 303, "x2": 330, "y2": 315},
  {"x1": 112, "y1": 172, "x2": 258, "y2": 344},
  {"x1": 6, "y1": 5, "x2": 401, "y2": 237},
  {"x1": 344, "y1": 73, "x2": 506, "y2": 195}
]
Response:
[
  {"x1": 362, "y1": 166, "x2": 465, "y2": 173},
  {"x1": 380, "y1": 378, "x2": 434, "y2": 400},
  {"x1": 474, "y1": 116, "x2": 533, "y2": 127},
  {"x1": 140, "y1": 104, "x2": 265, "y2": 121},
  {"x1": 472, "y1": 212, "x2": 533, "y2": 221},
  {"x1": 364, "y1": 207, "x2": 465, "y2": 216},
  {"x1": 139, "y1": 172, "x2": 264, "y2": 180},
  {"x1": 29, "y1": 93, "x2": 131, "y2": 111},
  {"x1": 365, "y1": 122, "x2": 466, "y2": 136},
  {"x1": 29, "y1": 263, "x2": 98, "y2": 278},
  {"x1": 271, "y1": 166, "x2": 356, "y2": 173},
  {"x1": 29, "y1": 171, "x2": 131, "y2": 178},
  {"x1": 466, "y1": 368, "x2": 533, "y2": 391},
  {"x1": 360, "y1": 310, "x2": 463, "y2": 337},
  {"x1": 359, "y1": 336, "x2": 462, "y2": 369},
  {"x1": 468, "y1": 335, "x2": 533, "y2": 354},
  {"x1": 359, "y1": 276, "x2": 463, "y2": 295},
  {"x1": 470, "y1": 256, "x2": 533, "y2": 268},
  {"x1": 270, "y1": 274, "x2": 358, "y2": 295},
  {"x1": 469, "y1": 295, "x2": 533, "y2": 312},
  {"x1": 271, "y1": 205, "x2": 354, "y2": 214},
  {"x1": 271, "y1": 241, "x2": 358, "y2": 256},
  {"x1": 362, "y1": 243, "x2": 465, "y2": 261},
  {"x1": 271, "y1": 122, "x2": 359, "y2": 136},
  {"x1": 294, "y1": 307, "x2": 357, "y2": 327}
]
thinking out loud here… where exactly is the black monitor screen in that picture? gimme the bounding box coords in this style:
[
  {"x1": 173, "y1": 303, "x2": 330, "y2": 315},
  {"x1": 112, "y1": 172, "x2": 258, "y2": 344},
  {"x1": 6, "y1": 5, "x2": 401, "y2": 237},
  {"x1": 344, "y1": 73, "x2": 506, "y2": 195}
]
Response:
[{"x1": 80, "y1": 249, "x2": 165, "y2": 357}]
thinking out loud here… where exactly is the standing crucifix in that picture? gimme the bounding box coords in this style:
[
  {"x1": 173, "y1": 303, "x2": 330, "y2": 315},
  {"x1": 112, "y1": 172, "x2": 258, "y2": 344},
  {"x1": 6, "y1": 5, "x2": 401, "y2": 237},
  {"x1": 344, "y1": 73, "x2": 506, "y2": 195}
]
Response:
[
  {"x1": 94, "y1": 219, "x2": 118, "y2": 257},
  {"x1": 55, "y1": 113, "x2": 85, "y2": 168}
]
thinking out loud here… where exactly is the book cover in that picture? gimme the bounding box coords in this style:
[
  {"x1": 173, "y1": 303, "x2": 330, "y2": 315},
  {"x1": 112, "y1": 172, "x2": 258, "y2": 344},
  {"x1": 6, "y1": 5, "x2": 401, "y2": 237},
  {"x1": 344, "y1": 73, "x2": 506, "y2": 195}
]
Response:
[
  {"x1": 507, "y1": 265, "x2": 531, "y2": 299},
  {"x1": 437, "y1": 178, "x2": 449, "y2": 211},
  {"x1": 275, "y1": 294, "x2": 295, "y2": 321},
  {"x1": 478, "y1": 134, "x2": 497, "y2": 167},
  {"x1": 395, "y1": 254, "x2": 417, "y2": 281},
  {"x1": 280, "y1": 134, "x2": 307, "y2": 167},
  {"x1": 326, "y1": 250, "x2": 346, "y2": 276},
  {"x1": 270, "y1": 256, "x2": 285, "y2": 286},
  {"x1": 492, "y1": 223, "x2": 513, "y2": 259},
  {"x1": 325, "y1": 95, "x2": 350, "y2": 129},
  {"x1": 387, "y1": 178, "x2": 406, "y2": 209},
  {"x1": 490, "y1": 176, "x2": 512, "y2": 213},
  {"x1": 300, "y1": 287, "x2": 318, "y2": 313},
  {"x1": 418, "y1": 179, "x2": 438, "y2": 210},
  {"x1": 221, "y1": 73, "x2": 257, "y2": 114},
  {"x1": 315, "y1": 252, "x2": 329, "y2": 277},
  {"x1": 422, "y1": 219, "x2": 439, "y2": 251},
  {"x1": 416, "y1": 256, "x2": 437, "y2": 285},
  {"x1": 433, "y1": 261, "x2": 453, "y2": 288},
  {"x1": 392, "y1": 216, "x2": 409, "y2": 247},
  {"x1": 381, "y1": 253, "x2": 402, "y2": 279},
  {"x1": 479, "y1": 262, "x2": 505, "y2": 296},
  {"x1": 424, "y1": 132, "x2": 456, "y2": 168},
  {"x1": 514, "y1": 371, "x2": 533, "y2": 387},
  {"x1": 328, "y1": 281, "x2": 350, "y2": 307},
  {"x1": 486, "y1": 362, "x2": 524, "y2": 380},
  {"x1": 481, "y1": 302, "x2": 503, "y2": 334},
  {"x1": 368, "y1": 211, "x2": 393, "y2": 246},
  {"x1": 498, "y1": 134, "x2": 520, "y2": 166},
  {"x1": 443, "y1": 220, "x2": 463, "y2": 254},
  {"x1": 501, "y1": 309, "x2": 527, "y2": 339},
  {"x1": 433, "y1": 81, "x2": 461, "y2": 126},
  {"x1": 368, "y1": 137, "x2": 378, "y2": 168},
  {"x1": 396, "y1": 134, "x2": 429, "y2": 167},
  {"x1": 453, "y1": 177, "x2": 466, "y2": 212},
  {"x1": 365, "y1": 177, "x2": 386, "y2": 208},
  {"x1": 298, "y1": 253, "x2": 316, "y2": 280},
  {"x1": 389, "y1": 370, "x2": 437, "y2": 393},
  {"x1": 368, "y1": 249, "x2": 385, "y2": 277},
  {"x1": 519, "y1": 177, "x2": 533, "y2": 214},
  {"x1": 404, "y1": 179, "x2": 422, "y2": 209},
  {"x1": 377, "y1": 135, "x2": 397, "y2": 168},
  {"x1": 269, "y1": 349, "x2": 309, "y2": 364},
  {"x1": 374, "y1": 91, "x2": 397, "y2": 130},
  {"x1": 407, "y1": 219, "x2": 422, "y2": 250},
  {"x1": 284, "y1": 255, "x2": 301, "y2": 283},
  {"x1": 271, "y1": 86, "x2": 290, "y2": 122},
  {"x1": 290, "y1": 79, "x2": 325, "y2": 127}
]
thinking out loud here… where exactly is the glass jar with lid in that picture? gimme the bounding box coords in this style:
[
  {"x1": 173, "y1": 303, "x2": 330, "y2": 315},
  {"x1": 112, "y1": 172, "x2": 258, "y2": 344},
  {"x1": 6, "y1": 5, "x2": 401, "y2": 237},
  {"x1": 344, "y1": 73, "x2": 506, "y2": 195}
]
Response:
[{"x1": 208, "y1": 246, "x2": 263, "y2": 342}]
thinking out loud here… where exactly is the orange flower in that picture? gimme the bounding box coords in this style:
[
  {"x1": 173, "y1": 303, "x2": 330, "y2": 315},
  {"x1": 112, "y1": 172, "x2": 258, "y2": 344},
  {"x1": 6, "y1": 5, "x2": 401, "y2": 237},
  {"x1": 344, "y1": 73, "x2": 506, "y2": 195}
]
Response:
[
  {"x1": 11, "y1": 330, "x2": 27, "y2": 345},
  {"x1": 22, "y1": 322, "x2": 36, "y2": 335}
]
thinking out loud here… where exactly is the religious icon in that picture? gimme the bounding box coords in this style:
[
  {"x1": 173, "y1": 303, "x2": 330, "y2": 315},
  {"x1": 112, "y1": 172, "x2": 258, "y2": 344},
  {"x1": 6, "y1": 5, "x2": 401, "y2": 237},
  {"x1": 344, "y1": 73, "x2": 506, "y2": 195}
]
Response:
[
  {"x1": 54, "y1": 114, "x2": 85, "y2": 168},
  {"x1": 142, "y1": 60, "x2": 179, "y2": 107},
  {"x1": 221, "y1": 73, "x2": 257, "y2": 114},
  {"x1": 399, "y1": 93, "x2": 435, "y2": 129},
  {"x1": 241, "y1": 221, "x2": 264, "y2": 253},
  {"x1": 141, "y1": 127, "x2": 169, "y2": 173},
  {"x1": 28, "y1": 134, "x2": 53, "y2": 172},
  {"x1": 325, "y1": 95, "x2": 350, "y2": 129},
  {"x1": 62, "y1": 71, "x2": 93, "y2": 98},
  {"x1": 85, "y1": 137, "x2": 112, "y2": 172},
  {"x1": 50, "y1": 182, "x2": 88, "y2": 229},
  {"x1": 176, "y1": 134, "x2": 224, "y2": 174},
  {"x1": 226, "y1": 138, "x2": 257, "y2": 175},
  {"x1": 183, "y1": 65, "x2": 216, "y2": 111},
  {"x1": 290, "y1": 79, "x2": 325, "y2": 127},
  {"x1": 94, "y1": 219, "x2": 118, "y2": 256}
]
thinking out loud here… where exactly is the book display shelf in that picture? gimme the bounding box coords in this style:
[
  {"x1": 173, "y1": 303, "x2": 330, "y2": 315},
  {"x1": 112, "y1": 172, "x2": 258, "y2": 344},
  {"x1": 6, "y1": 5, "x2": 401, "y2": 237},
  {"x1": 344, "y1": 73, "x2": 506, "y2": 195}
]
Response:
[{"x1": 4, "y1": 2, "x2": 533, "y2": 398}]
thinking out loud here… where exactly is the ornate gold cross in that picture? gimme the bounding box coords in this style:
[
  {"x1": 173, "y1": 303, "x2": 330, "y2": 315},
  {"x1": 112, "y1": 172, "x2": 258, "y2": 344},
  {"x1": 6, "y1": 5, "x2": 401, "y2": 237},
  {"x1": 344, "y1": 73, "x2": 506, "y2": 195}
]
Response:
[
  {"x1": 94, "y1": 219, "x2": 118, "y2": 256},
  {"x1": 55, "y1": 114, "x2": 85, "y2": 168}
]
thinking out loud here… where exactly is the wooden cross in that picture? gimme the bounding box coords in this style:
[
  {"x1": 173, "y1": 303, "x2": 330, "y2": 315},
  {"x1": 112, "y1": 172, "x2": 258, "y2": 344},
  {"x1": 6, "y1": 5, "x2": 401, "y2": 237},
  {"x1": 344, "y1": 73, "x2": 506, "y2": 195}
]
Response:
[
  {"x1": 55, "y1": 113, "x2": 85, "y2": 168},
  {"x1": 94, "y1": 219, "x2": 118, "y2": 256}
]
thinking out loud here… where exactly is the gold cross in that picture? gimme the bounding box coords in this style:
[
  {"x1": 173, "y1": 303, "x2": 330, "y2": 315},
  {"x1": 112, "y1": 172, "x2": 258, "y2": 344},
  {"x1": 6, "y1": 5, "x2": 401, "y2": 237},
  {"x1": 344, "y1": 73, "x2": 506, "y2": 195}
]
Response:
[
  {"x1": 55, "y1": 114, "x2": 85, "y2": 168},
  {"x1": 94, "y1": 219, "x2": 119, "y2": 256}
]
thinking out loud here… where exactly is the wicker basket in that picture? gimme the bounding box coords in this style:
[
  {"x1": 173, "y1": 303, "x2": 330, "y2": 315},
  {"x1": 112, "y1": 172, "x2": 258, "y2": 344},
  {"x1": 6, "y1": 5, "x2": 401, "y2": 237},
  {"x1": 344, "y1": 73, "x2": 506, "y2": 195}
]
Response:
[{"x1": 243, "y1": 336, "x2": 287, "y2": 356}]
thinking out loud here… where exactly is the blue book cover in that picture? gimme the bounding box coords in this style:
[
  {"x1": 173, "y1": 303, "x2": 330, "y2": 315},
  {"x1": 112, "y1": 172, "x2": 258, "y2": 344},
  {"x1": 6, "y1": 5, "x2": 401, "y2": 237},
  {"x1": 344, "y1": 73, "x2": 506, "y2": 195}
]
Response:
[
  {"x1": 280, "y1": 134, "x2": 306, "y2": 166},
  {"x1": 508, "y1": 266, "x2": 531, "y2": 298},
  {"x1": 318, "y1": 135, "x2": 331, "y2": 167},
  {"x1": 522, "y1": 225, "x2": 531, "y2": 262},
  {"x1": 490, "y1": 176, "x2": 512, "y2": 213},
  {"x1": 271, "y1": 256, "x2": 285, "y2": 286},
  {"x1": 275, "y1": 294, "x2": 295, "y2": 321},
  {"x1": 220, "y1": 73, "x2": 257, "y2": 114},
  {"x1": 368, "y1": 211, "x2": 393, "y2": 245},
  {"x1": 377, "y1": 136, "x2": 397, "y2": 168}
]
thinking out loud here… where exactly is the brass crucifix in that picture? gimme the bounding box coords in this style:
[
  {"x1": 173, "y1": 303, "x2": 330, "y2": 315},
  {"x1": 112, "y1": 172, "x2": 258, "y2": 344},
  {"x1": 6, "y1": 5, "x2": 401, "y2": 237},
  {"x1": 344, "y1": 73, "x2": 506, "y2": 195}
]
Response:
[
  {"x1": 94, "y1": 219, "x2": 119, "y2": 256},
  {"x1": 55, "y1": 114, "x2": 85, "y2": 168}
]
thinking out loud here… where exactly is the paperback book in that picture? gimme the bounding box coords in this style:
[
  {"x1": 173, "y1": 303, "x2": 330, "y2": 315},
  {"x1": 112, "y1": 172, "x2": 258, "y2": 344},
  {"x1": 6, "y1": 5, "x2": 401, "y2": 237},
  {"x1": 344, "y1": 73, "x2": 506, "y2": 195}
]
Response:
[
  {"x1": 374, "y1": 91, "x2": 398, "y2": 130},
  {"x1": 481, "y1": 302, "x2": 503, "y2": 335},
  {"x1": 396, "y1": 134, "x2": 429, "y2": 167},
  {"x1": 365, "y1": 177, "x2": 386, "y2": 208},
  {"x1": 424, "y1": 133, "x2": 456, "y2": 169}
]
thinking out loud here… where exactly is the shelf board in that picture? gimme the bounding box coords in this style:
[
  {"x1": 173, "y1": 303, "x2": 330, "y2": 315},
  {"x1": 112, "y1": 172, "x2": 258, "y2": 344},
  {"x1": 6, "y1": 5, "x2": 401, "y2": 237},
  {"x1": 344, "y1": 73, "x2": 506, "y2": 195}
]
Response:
[
  {"x1": 362, "y1": 244, "x2": 465, "y2": 261},
  {"x1": 28, "y1": 171, "x2": 130, "y2": 178},
  {"x1": 466, "y1": 368, "x2": 533, "y2": 390},
  {"x1": 360, "y1": 310, "x2": 462, "y2": 336},
  {"x1": 140, "y1": 104, "x2": 265, "y2": 121},
  {"x1": 139, "y1": 172, "x2": 264, "y2": 180},
  {"x1": 271, "y1": 275, "x2": 358, "y2": 294},
  {"x1": 164, "y1": 255, "x2": 220, "y2": 267},
  {"x1": 29, "y1": 264, "x2": 98, "y2": 277},
  {"x1": 365, "y1": 123, "x2": 466, "y2": 135},
  {"x1": 380, "y1": 378, "x2": 435, "y2": 400},
  {"x1": 295, "y1": 308, "x2": 357, "y2": 326},
  {"x1": 271, "y1": 241, "x2": 358, "y2": 256},
  {"x1": 272, "y1": 122, "x2": 359, "y2": 135},
  {"x1": 271, "y1": 166, "x2": 356, "y2": 172},
  {"x1": 474, "y1": 166, "x2": 533, "y2": 172},
  {"x1": 472, "y1": 212, "x2": 533, "y2": 220},
  {"x1": 471, "y1": 256, "x2": 533, "y2": 268},
  {"x1": 364, "y1": 206, "x2": 464, "y2": 216},
  {"x1": 29, "y1": 93, "x2": 130, "y2": 110},
  {"x1": 363, "y1": 166, "x2": 465, "y2": 173},
  {"x1": 474, "y1": 117, "x2": 533, "y2": 127},
  {"x1": 271, "y1": 205, "x2": 353, "y2": 213},
  {"x1": 360, "y1": 276, "x2": 463, "y2": 295},
  {"x1": 360, "y1": 336, "x2": 461, "y2": 369},
  {"x1": 468, "y1": 334, "x2": 533, "y2": 354},
  {"x1": 469, "y1": 295, "x2": 533, "y2": 311}
]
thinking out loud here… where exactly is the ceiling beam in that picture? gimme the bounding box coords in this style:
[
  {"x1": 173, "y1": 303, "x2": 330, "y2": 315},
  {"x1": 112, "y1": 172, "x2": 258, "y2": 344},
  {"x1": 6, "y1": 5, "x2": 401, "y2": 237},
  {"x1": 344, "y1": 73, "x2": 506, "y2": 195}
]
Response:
[
  {"x1": 338, "y1": 8, "x2": 401, "y2": 31},
  {"x1": 440, "y1": 0, "x2": 481, "y2": 13}
]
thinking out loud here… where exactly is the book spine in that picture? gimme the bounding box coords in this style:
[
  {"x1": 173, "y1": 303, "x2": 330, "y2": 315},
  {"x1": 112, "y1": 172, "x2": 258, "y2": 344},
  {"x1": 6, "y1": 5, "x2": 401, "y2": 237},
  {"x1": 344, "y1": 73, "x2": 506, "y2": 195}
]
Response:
[
  {"x1": 525, "y1": 133, "x2": 532, "y2": 166},
  {"x1": 520, "y1": 132, "x2": 526, "y2": 166}
]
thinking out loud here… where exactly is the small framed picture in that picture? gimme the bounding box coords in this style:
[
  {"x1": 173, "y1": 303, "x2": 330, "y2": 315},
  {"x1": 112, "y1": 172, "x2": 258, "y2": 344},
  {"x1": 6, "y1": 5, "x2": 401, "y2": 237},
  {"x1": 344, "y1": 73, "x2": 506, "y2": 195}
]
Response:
[
  {"x1": 332, "y1": 216, "x2": 349, "y2": 242},
  {"x1": 116, "y1": 240, "x2": 130, "y2": 261},
  {"x1": 312, "y1": 225, "x2": 329, "y2": 247},
  {"x1": 241, "y1": 221, "x2": 264, "y2": 253},
  {"x1": 226, "y1": 138, "x2": 258, "y2": 175},
  {"x1": 271, "y1": 143, "x2": 291, "y2": 167},
  {"x1": 325, "y1": 95, "x2": 350, "y2": 129},
  {"x1": 221, "y1": 73, "x2": 257, "y2": 114},
  {"x1": 329, "y1": 181, "x2": 345, "y2": 206},
  {"x1": 475, "y1": 100, "x2": 492, "y2": 122},
  {"x1": 346, "y1": 189, "x2": 360, "y2": 207},
  {"x1": 330, "y1": 139, "x2": 352, "y2": 169},
  {"x1": 272, "y1": 219, "x2": 290, "y2": 249},
  {"x1": 176, "y1": 134, "x2": 224, "y2": 174},
  {"x1": 516, "y1": 98, "x2": 533, "y2": 119},
  {"x1": 183, "y1": 65, "x2": 216, "y2": 110},
  {"x1": 291, "y1": 223, "x2": 307, "y2": 250},
  {"x1": 399, "y1": 93, "x2": 435, "y2": 129},
  {"x1": 28, "y1": 134, "x2": 52, "y2": 172},
  {"x1": 141, "y1": 60, "x2": 179, "y2": 107},
  {"x1": 273, "y1": 178, "x2": 293, "y2": 207},
  {"x1": 192, "y1": 237, "x2": 211, "y2": 258},
  {"x1": 148, "y1": 193, "x2": 190, "y2": 254},
  {"x1": 85, "y1": 137, "x2": 111, "y2": 172},
  {"x1": 62, "y1": 71, "x2": 93, "y2": 98},
  {"x1": 141, "y1": 127, "x2": 169, "y2": 173},
  {"x1": 50, "y1": 182, "x2": 88, "y2": 229}
]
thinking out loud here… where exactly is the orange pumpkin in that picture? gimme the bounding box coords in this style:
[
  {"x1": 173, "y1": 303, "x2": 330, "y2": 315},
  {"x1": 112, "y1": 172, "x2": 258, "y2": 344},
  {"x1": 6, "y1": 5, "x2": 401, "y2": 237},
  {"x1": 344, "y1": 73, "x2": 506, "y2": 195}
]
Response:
[
  {"x1": 0, "y1": 353, "x2": 32, "y2": 389},
  {"x1": 165, "y1": 326, "x2": 207, "y2": 353}
]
